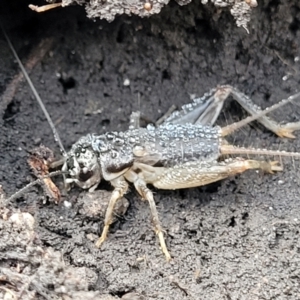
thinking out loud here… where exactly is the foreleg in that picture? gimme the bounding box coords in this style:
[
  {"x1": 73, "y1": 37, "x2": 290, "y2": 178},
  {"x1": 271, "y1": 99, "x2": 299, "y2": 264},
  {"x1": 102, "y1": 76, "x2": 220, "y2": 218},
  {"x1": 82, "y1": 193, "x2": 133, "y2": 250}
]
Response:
[{"x1": 95, "y1": 176, "x2": 128, "y2": 248}]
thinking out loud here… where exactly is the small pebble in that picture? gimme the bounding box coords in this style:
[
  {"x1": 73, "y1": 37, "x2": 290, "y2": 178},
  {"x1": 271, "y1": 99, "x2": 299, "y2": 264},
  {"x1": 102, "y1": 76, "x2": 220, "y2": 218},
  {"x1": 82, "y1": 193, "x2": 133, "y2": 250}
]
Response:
[
  {"x1": 64, "y1": 200, "x2": 72, "y2": 208},
  {"x1": 123, "y1": 78, "x2": 130, "y2": 86}
]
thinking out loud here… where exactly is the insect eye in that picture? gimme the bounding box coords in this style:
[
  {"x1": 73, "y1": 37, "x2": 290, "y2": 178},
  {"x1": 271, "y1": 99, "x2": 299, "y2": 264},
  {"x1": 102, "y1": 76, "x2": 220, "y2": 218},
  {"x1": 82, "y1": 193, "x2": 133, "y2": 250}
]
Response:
[
  {"x1": 74, "y1": 146, "x2": 86, "y2": 157},
  {"x1": 67, "y1": 157, "x2": 75, "y2": 169},
  {"x1": 75, "y1": 148, "x2": 81, "y2": 157}
]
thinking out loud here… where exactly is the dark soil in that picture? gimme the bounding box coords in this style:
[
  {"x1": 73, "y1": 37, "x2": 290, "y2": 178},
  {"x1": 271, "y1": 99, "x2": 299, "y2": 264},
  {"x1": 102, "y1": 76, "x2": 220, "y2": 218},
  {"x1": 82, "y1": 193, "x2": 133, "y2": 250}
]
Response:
[{"x1": 1, "y1": 0, "x2": 300, "y2": 299}]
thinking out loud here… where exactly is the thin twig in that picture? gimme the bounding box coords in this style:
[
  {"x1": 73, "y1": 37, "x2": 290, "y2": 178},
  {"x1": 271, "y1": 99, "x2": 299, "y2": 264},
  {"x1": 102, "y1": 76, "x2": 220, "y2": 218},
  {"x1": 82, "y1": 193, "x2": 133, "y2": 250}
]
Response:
[{"x1": 29, "y1": 3, "x2": 62, "y2": 13}]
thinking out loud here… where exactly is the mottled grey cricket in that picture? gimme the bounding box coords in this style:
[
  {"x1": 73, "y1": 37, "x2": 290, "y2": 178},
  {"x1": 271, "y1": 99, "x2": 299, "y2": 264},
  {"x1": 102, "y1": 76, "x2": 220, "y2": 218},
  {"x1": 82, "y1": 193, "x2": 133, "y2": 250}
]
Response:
[{"x1": 3, "y1": 25, "x2": 300, "y2": 261}]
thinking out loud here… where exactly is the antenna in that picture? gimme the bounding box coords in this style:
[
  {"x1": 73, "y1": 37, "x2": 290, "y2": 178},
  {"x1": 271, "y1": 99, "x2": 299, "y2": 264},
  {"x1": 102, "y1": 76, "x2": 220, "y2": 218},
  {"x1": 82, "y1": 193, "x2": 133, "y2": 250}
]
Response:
[
  {"x1": 1, "y1": 171, "x2": 68, "y2": 206},
  {"x1": 1, "y1": 24, "x2": 67, "y2": 156}
]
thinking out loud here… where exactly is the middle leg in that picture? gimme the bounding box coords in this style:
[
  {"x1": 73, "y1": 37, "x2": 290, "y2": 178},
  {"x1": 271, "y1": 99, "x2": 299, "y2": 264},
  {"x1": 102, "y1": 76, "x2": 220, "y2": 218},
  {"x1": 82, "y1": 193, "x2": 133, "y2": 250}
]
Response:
[
  {"x1": 125, "y1": 169, "x2": 171, "y2": 261},
  {"x1": 137, "y1": 181, "x2": 171, "y2": 261}
]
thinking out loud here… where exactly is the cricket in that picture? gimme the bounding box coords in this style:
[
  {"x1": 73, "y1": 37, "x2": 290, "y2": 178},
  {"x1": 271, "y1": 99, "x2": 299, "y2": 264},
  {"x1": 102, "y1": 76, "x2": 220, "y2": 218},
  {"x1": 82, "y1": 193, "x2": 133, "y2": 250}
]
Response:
[{"x1": 3, "y1": 27, "x2": 300, "y2": 261}]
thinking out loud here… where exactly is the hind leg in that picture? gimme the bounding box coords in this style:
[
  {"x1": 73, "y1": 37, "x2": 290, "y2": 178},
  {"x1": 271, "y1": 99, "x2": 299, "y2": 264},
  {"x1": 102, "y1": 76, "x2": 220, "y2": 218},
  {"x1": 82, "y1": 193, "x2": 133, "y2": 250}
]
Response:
[
  {"x1": 162, "y1": 85, "x2": 300, "y2": 138},
  {"x1": 227, "y1": 87, "x2": 300, "y2": 138},
  {"x1": 150, "y1": 159, "x2": 282, "y2": 190}
]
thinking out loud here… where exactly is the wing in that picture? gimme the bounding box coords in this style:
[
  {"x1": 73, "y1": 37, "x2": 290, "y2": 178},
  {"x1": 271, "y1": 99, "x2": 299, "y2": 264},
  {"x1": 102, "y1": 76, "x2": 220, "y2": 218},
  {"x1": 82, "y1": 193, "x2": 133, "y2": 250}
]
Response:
[
  {"x1": 132, "y1": 123, "x2": 221, "y2": 168},
  {"x1": 161, "y1": 86, "x2": 231, "y2": 126}
]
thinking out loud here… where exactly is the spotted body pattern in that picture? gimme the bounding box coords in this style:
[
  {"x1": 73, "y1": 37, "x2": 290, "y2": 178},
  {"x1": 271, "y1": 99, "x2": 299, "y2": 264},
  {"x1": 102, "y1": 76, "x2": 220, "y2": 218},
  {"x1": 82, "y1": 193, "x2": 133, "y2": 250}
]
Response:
[{"x1": 66, "y1": 123, "x2": 221, "y2": 191}]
